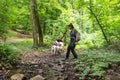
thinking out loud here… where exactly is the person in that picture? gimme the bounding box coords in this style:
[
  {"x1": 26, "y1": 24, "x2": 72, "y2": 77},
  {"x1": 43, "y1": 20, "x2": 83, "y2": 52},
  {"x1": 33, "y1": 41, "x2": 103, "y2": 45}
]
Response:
[{"x1": 64, "y1": 23, "x2": 79, "y2": 60}]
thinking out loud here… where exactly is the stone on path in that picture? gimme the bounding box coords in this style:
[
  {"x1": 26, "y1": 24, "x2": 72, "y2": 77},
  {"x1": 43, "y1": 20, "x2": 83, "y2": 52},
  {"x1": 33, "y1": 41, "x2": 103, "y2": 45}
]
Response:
[
  {"x1": 30, "y1": 75, "x2": 45, "y2": 80},
  {"x1": 11, "y1": 73, "x2": 24, "y2": 80}
]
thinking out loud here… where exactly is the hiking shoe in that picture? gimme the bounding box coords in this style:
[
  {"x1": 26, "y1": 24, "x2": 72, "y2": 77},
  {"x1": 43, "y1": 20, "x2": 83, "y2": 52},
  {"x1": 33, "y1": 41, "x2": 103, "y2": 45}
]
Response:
[
  {"x1": 73, "y1": 58, "x2": 77, "y2": 61},
  {"x1": 62, "y1": 58, "x2": 68, "y2": 61}
]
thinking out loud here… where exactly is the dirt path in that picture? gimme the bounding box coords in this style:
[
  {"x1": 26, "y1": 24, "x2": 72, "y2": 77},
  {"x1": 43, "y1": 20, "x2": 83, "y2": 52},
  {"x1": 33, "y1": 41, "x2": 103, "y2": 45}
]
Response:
[
  {"x1": 19, "y1": 52, "x2": 79, "y2": 80},
  {"x1": 0, "y1": 51, "x2": 79, "y2": 80},
  {"x1": 1, "y1": 50, "x2": 120, "y2": 80},
  {"x1": 1, "y1": 31, "x2": 32, "y2": 43},
  {"x1": 5, "y1": 38, "x2": 30, "y2": 43}
]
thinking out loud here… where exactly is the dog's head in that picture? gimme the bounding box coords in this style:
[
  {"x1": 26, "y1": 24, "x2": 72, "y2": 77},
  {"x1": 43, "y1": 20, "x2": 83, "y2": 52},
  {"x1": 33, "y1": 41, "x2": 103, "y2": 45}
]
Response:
[{"x1": 57, "y1": 39, "x2": 62, "y2": 42}]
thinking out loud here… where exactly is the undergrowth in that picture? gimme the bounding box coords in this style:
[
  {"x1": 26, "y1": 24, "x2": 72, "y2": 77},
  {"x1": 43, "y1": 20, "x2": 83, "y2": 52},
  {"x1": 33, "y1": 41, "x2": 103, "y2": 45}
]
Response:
[
  {"x1": 0, "y1": 39, "x2": 33, "y2": 68},
  {"x1": 0, "y1": 43, "x2": 21, "y2": 68},
  {"x1": 74, "y1": 48, "x2": 120, "y2": 80}
]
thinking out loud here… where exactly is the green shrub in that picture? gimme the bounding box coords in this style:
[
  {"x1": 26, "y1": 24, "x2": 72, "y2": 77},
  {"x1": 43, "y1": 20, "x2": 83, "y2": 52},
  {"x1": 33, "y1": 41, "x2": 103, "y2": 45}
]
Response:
[{"x1": 0, "y1": 43, "x2": 21, "y2": 65}]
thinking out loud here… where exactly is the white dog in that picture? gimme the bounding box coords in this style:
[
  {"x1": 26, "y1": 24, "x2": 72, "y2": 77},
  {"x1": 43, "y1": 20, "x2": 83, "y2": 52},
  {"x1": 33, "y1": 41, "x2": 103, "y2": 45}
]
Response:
[{"x1": 51, "y1": 39, "x2": 64, "y2": 55}]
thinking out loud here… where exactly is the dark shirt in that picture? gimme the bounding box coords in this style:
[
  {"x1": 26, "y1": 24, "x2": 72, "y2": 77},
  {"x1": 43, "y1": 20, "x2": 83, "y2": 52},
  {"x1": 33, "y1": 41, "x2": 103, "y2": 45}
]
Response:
[{"x1": 70, "y1": 29, "x2": 77, "y2": 45}]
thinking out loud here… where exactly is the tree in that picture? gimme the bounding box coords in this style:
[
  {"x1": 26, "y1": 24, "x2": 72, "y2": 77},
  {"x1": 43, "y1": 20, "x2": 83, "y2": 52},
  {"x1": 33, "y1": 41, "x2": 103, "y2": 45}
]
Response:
[
  {"x1": 73, "y1": 0, "x2": 120, "y2": 45},
  {"x1": 87, "y1": 0, "x2": 110, "y2": 44},
  {"x1": 31, "y1": 0, "x2": 43, "y2": 48}
]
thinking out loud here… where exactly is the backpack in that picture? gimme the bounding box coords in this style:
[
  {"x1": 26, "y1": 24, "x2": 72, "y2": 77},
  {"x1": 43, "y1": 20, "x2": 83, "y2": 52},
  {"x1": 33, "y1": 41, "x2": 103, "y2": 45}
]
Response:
[
  {"x1": 76, "y1": 32, "x2": 81, "y2": 42},
  {"x1": 72, "y1": 29, "x2": 81, "y2": 42}
]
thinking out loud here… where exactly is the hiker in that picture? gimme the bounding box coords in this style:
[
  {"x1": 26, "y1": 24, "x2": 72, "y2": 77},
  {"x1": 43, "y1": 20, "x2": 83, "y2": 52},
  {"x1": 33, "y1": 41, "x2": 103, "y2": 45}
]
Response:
[{"x1": 64, "y1": 23, "x2": 79, "y2": 60}]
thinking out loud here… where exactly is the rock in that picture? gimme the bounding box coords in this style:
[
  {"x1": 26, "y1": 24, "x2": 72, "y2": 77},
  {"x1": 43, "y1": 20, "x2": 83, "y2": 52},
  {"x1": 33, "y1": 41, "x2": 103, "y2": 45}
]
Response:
[
  {"x1": 11, "y1": 73, "x2": 24, "y2": 80},
  {"x1": 37, "y1": 69, "x2": 43, "y2": 74},
  {"x1": 30, "y1": 75, "x2": 45, "y2": 80}
]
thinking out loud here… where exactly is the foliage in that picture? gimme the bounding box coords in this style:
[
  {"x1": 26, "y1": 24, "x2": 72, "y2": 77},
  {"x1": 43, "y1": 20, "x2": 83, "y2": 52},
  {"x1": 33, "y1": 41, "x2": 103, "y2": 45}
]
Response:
[
  {"x1": 0, "y1": 0, "x2": 10, "y2": 40},
  {"x1": 0, "y1": 43, "x2": 21, "y2": 65},
  {"x1": 74, "y1": 48, "x2": 120, "y2": 80},
  {"x1": 9, "y1": 0, "x2": 31, "y2": 33},
  {"x1": 0, "y1": 39, "x2": 33, "y2": 67},
  {"x1": 74, "y1": 0, "x2": 120, "y2": 44},
  {"x1": 0, "y1": 0, "x2": 119, "y2": 47}
]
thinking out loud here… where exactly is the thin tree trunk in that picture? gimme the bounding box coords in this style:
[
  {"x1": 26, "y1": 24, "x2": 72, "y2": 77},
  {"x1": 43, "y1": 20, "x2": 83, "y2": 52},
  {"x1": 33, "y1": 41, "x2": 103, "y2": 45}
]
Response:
[
  {"x1": 88, "y1": 7, "x2": 110, "y2": 44},
  {"x1": 31, "y1": 0, "x2": 38, "y2": 48},
  {"x1": 79, "y1": 10, "x2": 83, "y2": 32}
]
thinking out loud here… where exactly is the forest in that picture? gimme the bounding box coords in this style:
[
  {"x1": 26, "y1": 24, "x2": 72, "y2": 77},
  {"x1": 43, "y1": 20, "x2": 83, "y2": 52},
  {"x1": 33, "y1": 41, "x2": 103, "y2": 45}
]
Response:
[{"x1": 0, "y1": 0, "x2": 120, "y2": 80}]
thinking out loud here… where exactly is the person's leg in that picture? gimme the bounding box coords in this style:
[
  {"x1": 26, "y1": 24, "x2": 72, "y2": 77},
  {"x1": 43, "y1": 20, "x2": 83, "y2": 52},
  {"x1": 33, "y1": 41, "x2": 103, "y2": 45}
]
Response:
[
  {"x1": 65, "y1": 45, "x2": 71, "y2": 59},
  {"x1": 71, "y1": 45, "x2": 78, "y2": 59}
]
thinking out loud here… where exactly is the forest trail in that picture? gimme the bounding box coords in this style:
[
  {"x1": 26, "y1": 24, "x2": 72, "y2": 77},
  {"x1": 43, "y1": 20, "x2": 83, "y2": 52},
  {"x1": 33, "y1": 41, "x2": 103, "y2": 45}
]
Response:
[
  {"x1": 0, "y1": 31, "x2": 80, "y2": 79},
  {"x1": 18, "y1": 52, "x2": 79, "y2": 80},
  {"x1": 4, "y1": 32, "x2": 79, "y2": 80},
  {"x1": 4, "y1": 31, "x2": 32, "y2": 43},
  {"x1": 5, "y1": 38, "x2": 29, "y2": 43},
  {"x1": 17, "y1": 50, "x2": 120, "y2": 80},
  {"x1": 3, "y1": 31, "x2": 77, "y2": 79}
]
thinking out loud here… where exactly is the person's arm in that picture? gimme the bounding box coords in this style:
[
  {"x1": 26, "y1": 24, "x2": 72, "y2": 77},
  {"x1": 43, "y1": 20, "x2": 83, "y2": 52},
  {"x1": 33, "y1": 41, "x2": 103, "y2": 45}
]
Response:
[{"x1": 60, "y1": 32, "x2": 69, "y2": 40}]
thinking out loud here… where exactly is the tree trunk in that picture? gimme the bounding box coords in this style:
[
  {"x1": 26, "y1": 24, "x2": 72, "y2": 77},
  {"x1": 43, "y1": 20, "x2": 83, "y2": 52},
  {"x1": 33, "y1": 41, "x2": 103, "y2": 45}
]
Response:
[
  {"x1": 88, "y1": 6, "x2": 110, "y2": 44},
  {"x1": 31, "y1": 0, "x2": 44, "y2": 47},
  {"x1": 30, "y1": 0, "x2": 38, "y2": 48},
  {"x1": 79, "y1": 10, "x2": 83, "y2": 32},
  {"x1": 36, "y1": 12, "x2": 44, "y2": 46}
]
